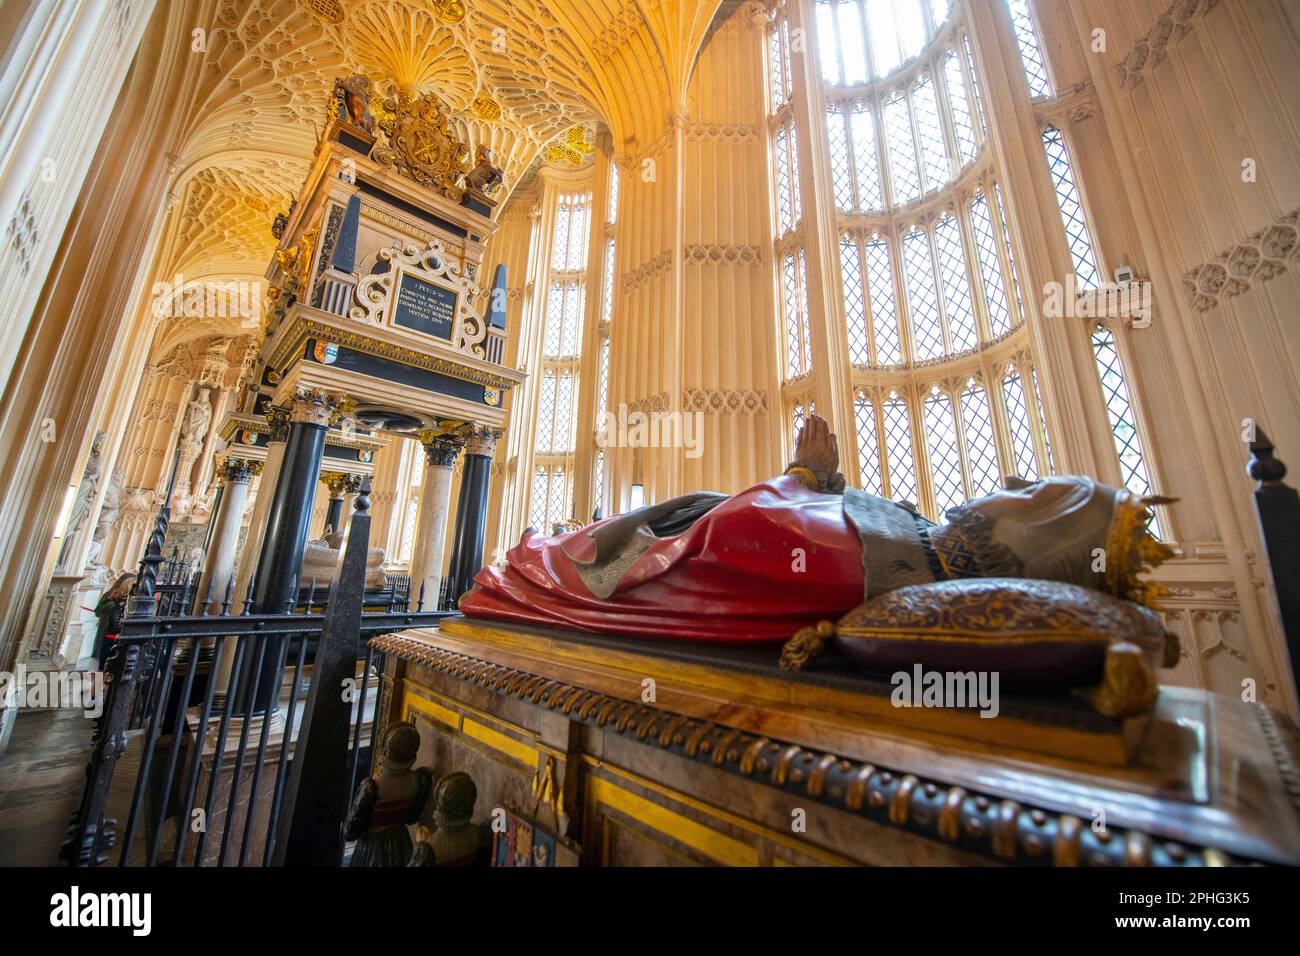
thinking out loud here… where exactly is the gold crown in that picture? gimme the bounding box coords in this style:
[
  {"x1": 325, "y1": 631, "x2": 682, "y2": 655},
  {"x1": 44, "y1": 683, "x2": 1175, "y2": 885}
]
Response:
[{"x1": 1103, "y1": 492, "x2": 1176, "y2": 609}]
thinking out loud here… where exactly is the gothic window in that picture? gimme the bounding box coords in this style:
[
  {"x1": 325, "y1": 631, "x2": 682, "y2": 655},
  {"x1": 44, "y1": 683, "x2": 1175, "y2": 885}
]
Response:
[
  {"x1": 1042, "y1": 125, "x2": 1101, "y2": 290},
  {"x1": 775, "y1": 119, "x2": 802, "y2": 235},
  {"x1": 882, "y1": 391, "x2": 918, "y2": 504},
  {"x1": 924, "y1": 388, "x2": 964, "y2": 516},
  {"x1": 1091, "y1": 325, "x2": 1162, "y2": 537},
  {"x1": 934, "y1": 212, "x2": 977, "y2": 353},
  {"x1": 769, "y1": 9, "x2": 794, "y2": 109},
  {"x1": 531, "y1": 191, "x2": 592, "y2": 531},
  {"x1": 601, "y1": 237, "x2": 615, "y2": 325},
  {"x1": 959, "y1": 379, "x2": 1001, "y2": 498},
  {"x1": 943, "y1": 49, "x2": 979, "y2": 165},
  {"x1": 866, "y1": 237, "x2": 901, "y2": 365},
  {"x1": 854, "y1": 391, "x2": 884, "y2": 495},
  {"x1": 840, "y1": 238, "x2": 870, "y2": 365},
  {"x1": 1007, "y1": 0, "x2": 1052, "y2": 99},
  {"x1": 902, "y1": 227, "x2": 943, "y2": 360},
  {"x1": 911, "y1": 72, "x2": 948, "y2": 194},
  {"x1": 1001, "y1": 365, "x2": 1039, "y2": 481},
  {"x1": 884, "y1": 92, "x2": 921, "y2": 206},
  {"x1": 969, "y1": 191, "x2": 1011, "y2": 337},
  {"x1": 782, "y1": 248, "x2": 812, "y2": 378}
]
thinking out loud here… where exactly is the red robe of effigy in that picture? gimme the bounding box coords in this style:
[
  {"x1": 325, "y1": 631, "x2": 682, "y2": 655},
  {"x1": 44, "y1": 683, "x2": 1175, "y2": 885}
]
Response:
[{"x1": 459, "y1": 476, "x2": 866, "y2": 643}]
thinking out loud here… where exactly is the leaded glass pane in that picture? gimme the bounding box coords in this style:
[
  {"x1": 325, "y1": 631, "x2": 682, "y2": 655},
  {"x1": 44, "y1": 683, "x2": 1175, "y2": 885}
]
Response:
[
  {"x1": 544, "y1": 284, "x2": 563, "y2": 357},
  {"x1": 865, "y1": 238, "x2": 901, "y2": 364},
  {"x1": 601, "y1": 237, "x2": 615, "y2": 324},
  {"x1": 1042, "y1": 125, "x2": 1101, "y2": 290},
  {"x1": 817, "y1": 1, "x2": 842, "y2": 84},
  {"x1": 1091, "y1": 326, "x2": 1159, "y2": 523},
  {"x1": 960, "y1": 381, "x2": 1001, "y2": 498},
  {"x1": 849, "y1": 104, "x2": 882, "y2": 211},
  {"x1": 1002, "y1": 366, "x2": 1039, "y2": 481},
  {"x1": 884, "y1": 92, "x2": 920, "y2": 205},
  {"x1": 912, "y1": 72, "x2": 949, "y2": 192},
  {"x1": 840, "y1": 238, "x2": 870, "y2": 364},
  {"x1": 943, "y1": 49, "x2": 977, "y2": 165},
  {"x1": 1031, "y1": 365, "x2": 1053, "y2": 470},
  {"x1": 783, "y1": 252, "x2": 808, "y2": 378},
  {"x1": 934, "y1": 213, "x2": 977, "y2": 353},
  {"x1": 969, "y1": 193, "x2": 1011, "y2": 336},
  {"x1": 838, "y1": 0, "x2": 869, "y2": 85},
  {"x1": 882, "y1": 395, "x2": 918, "y2": 504},
  {"x1": 537, "y1": 370, "x2": 556, "y2": 454},
  {"x1": 993, "y1": 181, "x2": 1023, "y2": 320},
  {"x1": 854, "y1": 394, "x2": 884, "y2": 496},
  {"x1": 792, "y1": 401, "x2": 807, "y2": 443},
  {"x1": 1008, "y1": 0, "x2": 1052, "y2": 98},
  {"x1": 867, "y1": 0, "x2": 900, "y2": 77},
  {"x1": 903, "y1": 229, "x2": 944, "y2": 360},
  {"x1": 597, "y1": 335, "x2": 610, "y2": 417},
  {"x1": 547, "y1": 466, "x2": 568, "y2": 529},
  {"x1": 776, "y1": 123, "x2": 800, "y2": 233},
  {"x1": 964, "y1": 36, "x2": 984, "y2": 130},
  {"x1": 529, "y1": 467, "x2": 549, "y2": 531},
  {"x1": 555, "y1": 371, "x2": 575, "y2": 454},
  {"x1": 924, "y1": 391, "x2": 964, "y2": 517},
  {"x1": 607, "y1": 163, "x2": 619, "y2": 224},
  {"x1": 827, "y1": 106, "x2": 855, "y2": 211},
  {"x1": 593, "y1": 450, "x2": 604, "y2": 513},
  {"x1": 551, "y1": 202, "x2": 571, "y2": 270},
  {"x1": 561, "y1": 283, "x2": 581, "y2": 356}
]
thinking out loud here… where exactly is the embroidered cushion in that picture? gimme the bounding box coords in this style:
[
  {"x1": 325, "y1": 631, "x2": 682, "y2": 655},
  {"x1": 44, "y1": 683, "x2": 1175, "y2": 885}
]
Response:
[{"x1": 833, "y1": 577, "x2": 1172, "y2": 690}]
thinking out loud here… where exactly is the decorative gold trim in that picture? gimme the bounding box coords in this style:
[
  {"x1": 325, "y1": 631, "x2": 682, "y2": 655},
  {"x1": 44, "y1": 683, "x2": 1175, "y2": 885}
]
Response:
[{"x1": 372, "y1": 632, "x2": 1245, "y2": 867}]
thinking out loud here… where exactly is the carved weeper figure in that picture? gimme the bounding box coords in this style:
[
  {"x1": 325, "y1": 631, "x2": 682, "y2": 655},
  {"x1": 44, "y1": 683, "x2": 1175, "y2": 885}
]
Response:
[
  {"x1": 407, "y1": 771, "x2": 489, "y2": 867},
  {"x1": 344, "y1": 722, "x2": 432, "y2": 866}
]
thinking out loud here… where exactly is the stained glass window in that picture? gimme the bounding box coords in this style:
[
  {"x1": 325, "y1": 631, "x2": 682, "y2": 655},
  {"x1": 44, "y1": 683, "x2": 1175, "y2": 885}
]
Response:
[
  {"x1": 840, "y1": 238, "x2": 870, "y2": 365},
  {"x1": 1091, "y1": 325, "x2": 1162, "y2": 537},
  {"x1": 854, "y1": 392, "x2": 884, "y2": 495},
  {"x1": 1007, "y1": 0, "x2": 1051, "y2": 99},
  {"x1": 882, "y1": 393, "x2": 918, "y2": 504},
  {"x1": 969, "y1": 192, "x2": 1010, "y2": 336},
  {"x1": 934, "y1": 213, "x2": 977, "y2": 353},
  {"x1": 903, "y1": 228, "x2": 943, "y2": 360},
  {"x1": 959, "y1": 379, "x2": 1001, "y2": 498},
  {"x1": 1001, "y1": 366, "x2": 1039, "y2": 481},
  {"x1": 865, "y1": 238, "x2": 901, "y2": 365},
  {"x1": 1042, "y1": 125, "x2": 1101, "y2": 290}
]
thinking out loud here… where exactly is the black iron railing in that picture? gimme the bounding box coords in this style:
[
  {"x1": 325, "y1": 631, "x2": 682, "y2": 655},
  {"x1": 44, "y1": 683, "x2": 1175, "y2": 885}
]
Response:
[{"x1": 62, "y1": 474, "x2": 453, "y2": 867}]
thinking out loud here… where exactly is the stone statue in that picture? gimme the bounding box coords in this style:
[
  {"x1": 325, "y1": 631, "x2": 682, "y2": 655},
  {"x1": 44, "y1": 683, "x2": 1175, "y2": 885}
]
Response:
[
  {"x1": 461, "y1": 415, "x2": 1175, "y2": 644},
  {"x1": 56, "y1": 431, "x2": 105, "y2": 571},
  {"x1": 84, "y1": 467, "x2": 125, "y2": 570},
  {"x1": 344, "y1": 722, "x2": 433, "y2": 866},
  {"x1": 182, "y1": 387, "x2": 213, "y2": 456},
  {"x1": 408, "y1": 771, "x2": 488, "y2": 867},
  {"x1": 464, "y1": 145, "x2": 503, "y2": 196},
  {"x1": 334, "y1": 74, "x2": 375, "y2": 134},
  {"x1": 300, "y1": 529, "x2": 388, "y2": 589}
]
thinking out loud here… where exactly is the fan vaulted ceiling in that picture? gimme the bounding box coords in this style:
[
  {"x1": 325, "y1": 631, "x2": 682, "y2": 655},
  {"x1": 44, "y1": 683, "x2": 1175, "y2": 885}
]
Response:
[{"x1": 150, "y1": 0, "x2": 725, "y2": 358}]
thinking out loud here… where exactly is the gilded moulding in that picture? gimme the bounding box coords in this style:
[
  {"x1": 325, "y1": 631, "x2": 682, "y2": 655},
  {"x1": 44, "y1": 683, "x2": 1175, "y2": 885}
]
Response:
[{"x1": 266, "y1": 315, "x2": 519, "y2": 394}]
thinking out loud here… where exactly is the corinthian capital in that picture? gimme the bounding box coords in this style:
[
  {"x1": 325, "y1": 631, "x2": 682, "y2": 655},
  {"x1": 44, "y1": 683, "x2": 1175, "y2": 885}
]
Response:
[
  {"x1": 289, "y1": 388, "x2": 341, "y2": 426},
  {"x1": 218, "y1": 457, "x2": 261, "y2": 483},
  {"x1": 464, "y1": 424, "x2": 502, "y2": 458}
]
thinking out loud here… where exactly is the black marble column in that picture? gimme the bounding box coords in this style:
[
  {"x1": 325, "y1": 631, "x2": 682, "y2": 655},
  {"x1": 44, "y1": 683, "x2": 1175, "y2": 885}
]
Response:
[
  {"x1": 445, "y1": 425, "x2": 499, "y2": 609},
  {"x1": 235, "y1": 391, "x2": 335, "y2": 714}
]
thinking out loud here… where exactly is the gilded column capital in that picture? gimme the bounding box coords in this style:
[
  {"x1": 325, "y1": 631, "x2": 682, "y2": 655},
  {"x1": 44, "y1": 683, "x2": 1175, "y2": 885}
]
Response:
[
  {"x1": 320, "y1": 470, "x2": 349, "y2": 496},
  {"x1": 463, "y1": 424, "x2": 502, "y2": 458},
  {"x1": 218, "y1": 457, "x2": 262, "y2": 484},
  {"x1": 420, "y1": 432, "x2": 466, "y2": 468},
  {"x1": 289, "y1": 388, "x2": 341, "y2": 427},
  {"x1": 265, "y1": 405, "x2": 291, "y2": 441}
]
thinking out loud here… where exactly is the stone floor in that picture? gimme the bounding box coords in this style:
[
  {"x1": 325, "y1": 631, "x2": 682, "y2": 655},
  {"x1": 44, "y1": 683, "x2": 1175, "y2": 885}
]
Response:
[{"x1": 0, "y1": 705, "x2": 95, "y2": 866}]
